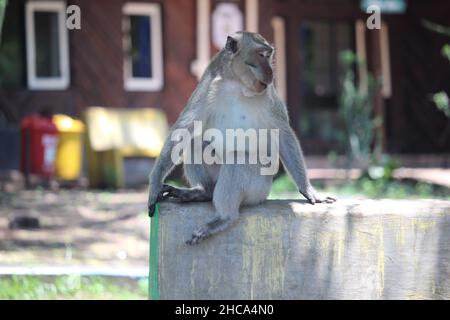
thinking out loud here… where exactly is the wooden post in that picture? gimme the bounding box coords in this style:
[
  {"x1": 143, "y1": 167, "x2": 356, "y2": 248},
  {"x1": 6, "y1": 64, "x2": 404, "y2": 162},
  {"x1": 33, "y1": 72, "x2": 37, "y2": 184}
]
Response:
[
  {"x1": 368, "y1": 27, "x2": 387, "y2": 153},
  {"x1": 0, "y1": 0, "x2": 7, "y2": 41}
]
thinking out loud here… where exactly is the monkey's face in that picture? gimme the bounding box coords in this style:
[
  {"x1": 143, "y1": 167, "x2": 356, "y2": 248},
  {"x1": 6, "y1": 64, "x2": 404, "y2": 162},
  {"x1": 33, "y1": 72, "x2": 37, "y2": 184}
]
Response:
[{"x1": 227, "y1": 33, "x2": 274, "y2": 94}]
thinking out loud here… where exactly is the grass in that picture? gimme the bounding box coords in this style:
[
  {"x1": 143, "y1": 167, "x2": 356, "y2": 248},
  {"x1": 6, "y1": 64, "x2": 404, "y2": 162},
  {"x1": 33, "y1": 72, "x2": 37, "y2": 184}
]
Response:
[
  {"x1": 0, "y1": 275, "x2": 148, "y2": 300},
  {"x1": 323, "y1": 178, "x2": 450, "y2": 199},
  {"x1": 170, "y1": 174, "x2": 450, "y2": 199},
  {"x1": 270, "y1": 174, "x2": 450, "y2": 200}
]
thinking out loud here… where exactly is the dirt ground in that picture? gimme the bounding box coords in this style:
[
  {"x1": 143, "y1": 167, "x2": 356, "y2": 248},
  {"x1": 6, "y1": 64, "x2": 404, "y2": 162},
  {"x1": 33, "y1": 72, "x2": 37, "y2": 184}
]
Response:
[
  {"x1": 0, "y1": 189, "x2": 149, "y2": 268},
  {"x1": 2, "y1": 167, "x2": 449, "y2": 269}
]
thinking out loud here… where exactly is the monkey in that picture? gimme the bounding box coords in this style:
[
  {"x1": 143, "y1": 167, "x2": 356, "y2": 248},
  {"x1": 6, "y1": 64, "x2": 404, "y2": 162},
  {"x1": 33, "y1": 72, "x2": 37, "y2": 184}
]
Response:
[{"x1": 148, "y1": 32, "x2": 336, "y2": 245}]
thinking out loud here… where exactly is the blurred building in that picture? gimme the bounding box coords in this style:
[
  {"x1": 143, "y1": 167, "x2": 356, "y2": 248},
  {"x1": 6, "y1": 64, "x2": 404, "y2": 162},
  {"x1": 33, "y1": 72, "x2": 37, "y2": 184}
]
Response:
[{"x1": 0, "y1": 0, "x2": 449, "y2": 156}]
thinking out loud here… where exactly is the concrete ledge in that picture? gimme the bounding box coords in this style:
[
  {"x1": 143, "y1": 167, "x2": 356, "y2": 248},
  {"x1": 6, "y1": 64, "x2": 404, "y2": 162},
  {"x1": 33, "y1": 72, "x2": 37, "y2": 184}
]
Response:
[{"x1": 155, "y1": 199, "x2": 450, "y2": 299}]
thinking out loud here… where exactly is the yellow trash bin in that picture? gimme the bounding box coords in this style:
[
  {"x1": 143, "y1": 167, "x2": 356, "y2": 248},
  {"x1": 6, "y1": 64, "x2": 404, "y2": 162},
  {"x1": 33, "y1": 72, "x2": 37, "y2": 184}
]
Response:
[
  {"x1": 84, "y1": 107, "x2": 168, "y2": 188},
  {"x1": 53, "y1": 114, "x2": 85, "y2": 180}
]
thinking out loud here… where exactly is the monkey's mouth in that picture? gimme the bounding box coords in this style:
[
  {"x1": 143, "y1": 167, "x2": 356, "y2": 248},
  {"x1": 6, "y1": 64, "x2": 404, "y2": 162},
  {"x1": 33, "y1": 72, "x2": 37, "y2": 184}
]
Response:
[
  {"x1": 258, "y1": 81, "x2": 268, "y2": 89},
  {"x1": 252, "y1": 80, "x2": 268, "y2": 93}
]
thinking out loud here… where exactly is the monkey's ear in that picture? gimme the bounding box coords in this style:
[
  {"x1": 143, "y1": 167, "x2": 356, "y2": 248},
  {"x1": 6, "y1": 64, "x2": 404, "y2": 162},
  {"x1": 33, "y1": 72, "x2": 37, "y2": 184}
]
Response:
[{"x1": 225, "y1": 36, "x2": 238, "y2": 54}]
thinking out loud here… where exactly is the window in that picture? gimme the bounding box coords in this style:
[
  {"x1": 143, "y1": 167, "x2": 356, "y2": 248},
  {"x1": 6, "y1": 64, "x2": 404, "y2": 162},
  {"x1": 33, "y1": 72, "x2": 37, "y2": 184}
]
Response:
[
  {"x1": 123, "y1": 3, "x2": 164, "y2": 91},
  {"x1": 25, "y1": 1, "x2": 70, "y2": 90},
  {"x1": 300, "y1": 20, "x2": 353, "y2": 109}
]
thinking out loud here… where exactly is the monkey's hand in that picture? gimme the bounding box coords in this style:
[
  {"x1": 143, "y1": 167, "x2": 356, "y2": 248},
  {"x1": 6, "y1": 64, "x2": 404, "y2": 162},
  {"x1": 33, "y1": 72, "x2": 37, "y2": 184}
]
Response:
[
  {"x1": 302, "y1": 186, "x2": 337, "y2": 205},
  {"x1": 148, "y1": 187, "x2": 162, "y2": 217}
]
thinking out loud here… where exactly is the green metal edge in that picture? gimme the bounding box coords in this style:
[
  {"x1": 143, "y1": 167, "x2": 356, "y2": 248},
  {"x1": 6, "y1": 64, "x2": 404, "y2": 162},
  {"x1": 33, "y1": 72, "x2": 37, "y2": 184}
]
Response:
[{"x1": 148, "y1": 203, "x2": 160, "y2": 300}]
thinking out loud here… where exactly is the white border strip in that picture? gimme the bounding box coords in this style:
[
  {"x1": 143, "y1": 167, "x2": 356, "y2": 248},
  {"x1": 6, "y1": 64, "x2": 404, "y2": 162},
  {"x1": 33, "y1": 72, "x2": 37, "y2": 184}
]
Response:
[{"x1": 123, "y1": 3, "x2": 164, "y2": 91}]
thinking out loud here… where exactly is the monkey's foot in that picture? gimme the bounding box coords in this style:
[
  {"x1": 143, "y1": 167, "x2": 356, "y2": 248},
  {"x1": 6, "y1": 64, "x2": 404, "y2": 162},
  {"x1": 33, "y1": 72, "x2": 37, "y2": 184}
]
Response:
[
  {"x1": 148, "y1": 202, "x2": 156, "y2": 217},
  {"x1": 186, "y1": 228, "x2": 208, "y2": 245},
  {"x1": 186, "y1": 217, "x2": 234, "y2": 245},
  {"x1": 158, "y1": 184, "x2": 212, "y2": 203},
  {"x1": 157, "y1": 184, "x2": 177, "y2": 201},
  {"x1": 148, "y1": 185, "x2": 177, "y2": 217}
]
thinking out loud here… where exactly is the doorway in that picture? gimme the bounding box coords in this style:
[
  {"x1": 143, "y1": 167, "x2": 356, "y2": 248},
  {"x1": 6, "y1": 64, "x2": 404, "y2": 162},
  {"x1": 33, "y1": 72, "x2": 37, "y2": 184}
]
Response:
[{"x1": 297, "y1": 19, "x2": 355, "y2": 154}]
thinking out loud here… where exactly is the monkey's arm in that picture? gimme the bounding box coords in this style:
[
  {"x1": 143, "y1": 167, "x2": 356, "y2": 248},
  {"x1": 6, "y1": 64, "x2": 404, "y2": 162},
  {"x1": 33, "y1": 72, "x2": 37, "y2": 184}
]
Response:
[
  {"x1": 278, "y1": 126, "x2": 319, "y2": 203},
  {"x1": 148, "y1": 106, "x2": 203, "y2": 215},
  {"x1": 147, "y1": 135, "x2": 179, "y2": 216},
  {"x1": 148, "y1": 72, "x2": 217, "y2": 216},
  {"x1": 147, "y1": 78, "x2": 214, "y2": 216},
  {"x1": 275, "y1": 95, "x2": 336, "y2": 204}
]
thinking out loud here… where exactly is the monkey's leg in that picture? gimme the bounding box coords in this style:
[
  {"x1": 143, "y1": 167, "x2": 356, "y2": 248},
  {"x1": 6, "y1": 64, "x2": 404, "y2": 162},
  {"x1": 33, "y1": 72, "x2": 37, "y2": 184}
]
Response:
[
  {"x1": 186, "y1": 215, "x2": 236, "y2": 245},
  {"x1": 158, "y1": 184, "x2": 212, "y2": 203},
  {"x1": 159, "y1": 162, "x2": 216, "y2": 203},
  {"x1": 186, "y1": 163, "x2": 271, "y2": 245},
  {"x1": 184, "y1": 162, "x2": 217, "y2": 192},
  {"x1": 186, "y1": 164, "x2": 244, "y2": 245}
]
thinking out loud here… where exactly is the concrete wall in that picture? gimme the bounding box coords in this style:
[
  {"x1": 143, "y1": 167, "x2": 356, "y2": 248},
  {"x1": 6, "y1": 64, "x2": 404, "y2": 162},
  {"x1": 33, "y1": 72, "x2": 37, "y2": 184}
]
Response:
[{"x1": 155, "y1": 199, "x2": 450, "y2": 299}]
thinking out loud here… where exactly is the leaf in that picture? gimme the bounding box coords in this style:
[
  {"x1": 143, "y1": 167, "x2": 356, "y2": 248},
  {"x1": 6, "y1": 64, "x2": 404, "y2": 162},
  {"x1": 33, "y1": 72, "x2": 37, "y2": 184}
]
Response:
[
  {"x1": 442, "y1": 44, "x2": 450, "y2": 62},
  {"x1": 432, "y1": 92, "x2": 450, "y2": 117}
]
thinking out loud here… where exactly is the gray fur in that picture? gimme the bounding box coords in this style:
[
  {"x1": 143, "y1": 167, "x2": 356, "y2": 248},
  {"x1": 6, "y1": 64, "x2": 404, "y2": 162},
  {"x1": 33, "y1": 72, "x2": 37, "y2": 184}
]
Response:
[{"x1": 148, "y1": 32, "x2": 336, "y2": 244}]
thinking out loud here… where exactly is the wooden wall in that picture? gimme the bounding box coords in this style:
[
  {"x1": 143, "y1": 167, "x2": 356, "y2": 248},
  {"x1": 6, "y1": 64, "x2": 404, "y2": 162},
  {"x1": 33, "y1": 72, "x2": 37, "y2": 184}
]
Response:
[
  {"x1": 71, "y1": 0, "x2": 199, "y2": 124},
  {"x1": 258, "y1": 0, "x2": 450, "y2": 154},
  {"x1": 0, "y1": 0, "x2": 198, "y2": 124},
  {"x1": 384, "y1": 1, "x2": 450, "y2": 153},
  {"x1": 1, "y1": 0, "x2": 449, "y2": 154}
]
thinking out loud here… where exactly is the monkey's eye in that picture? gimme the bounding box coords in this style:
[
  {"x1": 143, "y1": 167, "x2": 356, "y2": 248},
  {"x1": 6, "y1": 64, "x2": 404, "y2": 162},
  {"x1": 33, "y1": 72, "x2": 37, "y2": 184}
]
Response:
[{"x1": 259, "y1": 51, "x2": 268, "y2": 58}]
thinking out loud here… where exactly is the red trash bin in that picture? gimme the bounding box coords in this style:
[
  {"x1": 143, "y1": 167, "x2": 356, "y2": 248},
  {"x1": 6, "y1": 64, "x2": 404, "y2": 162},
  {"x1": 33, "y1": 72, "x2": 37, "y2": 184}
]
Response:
[{"x1": 20, "y1": 115, "x2": 59, "y2": 177}]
